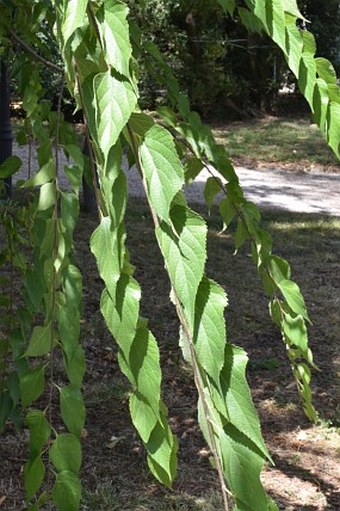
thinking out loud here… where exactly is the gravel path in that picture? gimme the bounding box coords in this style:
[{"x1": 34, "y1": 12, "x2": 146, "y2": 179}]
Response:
[
  {"x1": 12, "y1": 143, "x2": 340, "y2": 217},
  {"x1": 124, "y1": 163, "x2": 340, "y2": 217}
]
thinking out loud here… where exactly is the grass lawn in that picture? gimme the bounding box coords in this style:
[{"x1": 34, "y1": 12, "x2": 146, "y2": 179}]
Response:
[{"x1": 211, "y1": 116, "x2": 340, "y2": 172}]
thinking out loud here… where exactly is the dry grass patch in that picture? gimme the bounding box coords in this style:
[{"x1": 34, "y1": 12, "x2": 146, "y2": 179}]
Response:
[{"x1": 211, "y1": 116, "x2": 340, "y2": 173}]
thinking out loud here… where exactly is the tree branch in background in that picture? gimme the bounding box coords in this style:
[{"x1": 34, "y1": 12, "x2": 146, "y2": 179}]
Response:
[{"x1": 9, "y1": 30, "x2": 64, "y2": 74}]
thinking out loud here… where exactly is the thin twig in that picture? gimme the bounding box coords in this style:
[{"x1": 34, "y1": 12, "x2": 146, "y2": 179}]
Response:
[
  {"x1": 9, "y1": 30, "x2": 64, "y2": 74},
  {"x1": 83, "y1": 122, "x2": 103, "y2": 220},
  {"x1": 127, "y1": 123, "x2": 158, "y2": 227},
  {"x1": 127, "y1": 122, "x2": 231, "y2": 511},
  {"x1": 54, "y1": 81, "x2": 65, "y2": 178},
  {"x1": 27, "y1": 132, "x2": 32, "y2": 179},
  {"x1": 47, "y1": 78, "x2": 64, "y2": 505},
  {"x1": 174, "y1": 293, "x2": 231, "y2": 511},
  {"x1": 73, "y1": 59, "x2": 102, "y2": 221},
  {"x1": 87, "y1": 4, "x2": 105, "y2": 52}
]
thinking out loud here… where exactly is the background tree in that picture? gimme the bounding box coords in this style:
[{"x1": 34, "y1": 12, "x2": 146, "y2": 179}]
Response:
[{"x1": 299, "y1": 0, "x2": 340, "y2": 73}]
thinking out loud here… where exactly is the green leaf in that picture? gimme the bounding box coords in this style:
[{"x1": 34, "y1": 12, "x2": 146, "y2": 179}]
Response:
[
  {"x1": 65, "y1": 347, "x2": 86, "y2": 388},
  {"x1": 129, "y1": 326, "x2": 161, "y2": 414},
  {"x1": 61, "y1": 191, "x2": 80, "y2": 236},
  {"x1": 103, "y1": 161, "x2": 127, "y2": 226},
  {"x1": 204, "y1": 176, "x2": 223, "y2": 211},
  {"x1": 24, "y1": 457, "x2": 45, "y2": 502},
  {"x1": 23, "y1": 160, "x2": 55, "y2": 187},
  {"x1": 50, "y1": 433, "x2": 82, "y2": 474},
  {"x1": 60, "y1": 386, "x2": 85, "y2": 437},
  {"x1": 238, "y1": 7, "x2": 264, "y2": 34},
  {"x1": 283, "y1": 313, "x2": 308, "y2": 353},
  {"x1": 146, "y1": 412, "x2": 178, "y2": 488},
  {"x1": 283, "y1": 0, "x2": 305, "y2": 19},
  {"x1": 265, "y1": 0, "x2": 286, "y2": 49},
  {"x1": 156, "y1": 205, "x2": 207, "y2": 329},
  {"x1": 52, "y1": 470, "x2": 81, "y2": 511},
  {"x1": 91, "y1": 217, "x2": 124, "y2": 297},
  {"x1": 62, "y1": 0, "x2": 88, "y2": 48},
  {"x1": 315, "y1": 57, "x2": 337, "y2": 85},
  {"x1": 25, "y1": 323, "x2": 52, "y2": 357},
  {"x1": 219, "y1": 196, "x2": 236, "y2": 230},
  {"x1": 235, "y1": 218, "x2": 249, "y2": 251},
  {"x1": 298, "y1": 53, "x2": 316, "y2": 110},
  {"x1": 0, "y1": 155, "x2": 22, "y2": 178},
  {"x1": 177, "y1": 93, "x2": 190, "y2": 118},
  {"x1": 267, "y1": 255, "x2": 291, "y2": 284},
  {"x1": 20, "y1": 366, "x2": 45, "y2": 408},
  {"x1": 193, "y1": 278, "x2": 227, "y2": 385},
  {"x1": 285, "y1": 14, "x2": 303, "y2": 77},
  {"x1": 38, "y1": 182, "x2": 56, "y2": 211},
  {"x1": 197, "y1": 392, "x2": 276, "y2": 511},
  {"x1": 178, "y1": 326, "x2": 192, "y2": 365},
  {"x1": 128, "y1": 112, "x2": 155, "y2": 138},
  {"x1": 302, "y1": 31, "x2": 316, "y2": 56},
  {"x1": 94, "y1": 70, "x2": 137, "y2": 160},
  {"x1": 100, "y1": 277, "x2": 140, "y2": 355},
  {"x1": 313, "y1": 79, "x2": 329, "y2": 133},
  {"x1": 216, "y1": 0, "x2": 235, "y2": 16},
  {"x1": 327, "y1": 102, "x2": 340, "y2": 158},
  {"x1": 17, "y1": 129, "x2": 28, "y2": 145},
  {"x1": 6, "y1": 372, "x2": 20, "y2": 405},
  {"x1": 220, "y1": 345, "x2": 269, "y2": 459},
  {"x1": 184, "y1": 157, "x2": 203, "y2": 185},
  {"x1": 269, "y1": 298, "x2": 282, "y2": 327},
  {"x1": 25, "y1": 410, "x2": 51, "y2": 458},
  {"x1": 219, "y1": 426, "x2": 274, "y2": 511},
  {"x1": 129, "y1": 392, "x2": 158, "y2": 443},
  {"x1": 277, "y1": 279, "x2": 309, "y2": 321},
  {"x1": 0, "y1": 293, "x2": 10, "y2": 307},
  {"x1": 97, "y1": 0, "x2": 132, "y2": 77},
  {"x1": 140, "y1": 125, "x2": 184, "y2": 221}
]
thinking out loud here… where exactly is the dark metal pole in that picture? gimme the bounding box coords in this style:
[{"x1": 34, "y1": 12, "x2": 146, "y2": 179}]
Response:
[{"x1": 0, "y1": 59, "x2": 13, "y2": 199}]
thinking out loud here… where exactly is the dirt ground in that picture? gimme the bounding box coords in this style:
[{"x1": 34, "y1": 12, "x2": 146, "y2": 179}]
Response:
[
  {"x1": 2, "y1": 114, "x2": 340, "y2": 510},
  {"x1": 1, "y1": 195, "x2": 339, "y2": 511}
]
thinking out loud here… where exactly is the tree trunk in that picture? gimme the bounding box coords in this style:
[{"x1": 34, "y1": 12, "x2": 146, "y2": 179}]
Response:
[{"x1": 0, "y1": 59, "x2": 12, "y2": 199}]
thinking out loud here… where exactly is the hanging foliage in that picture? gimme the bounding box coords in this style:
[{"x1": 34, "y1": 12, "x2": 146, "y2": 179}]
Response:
[{"x1": 0, "y1": 1, "x2": 339, "y2": 510}]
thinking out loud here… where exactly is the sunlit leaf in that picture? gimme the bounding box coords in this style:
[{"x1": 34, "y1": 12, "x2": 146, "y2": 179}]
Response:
[
  {"x1": 94, "y1": 70, "x2": 137, "y2": 160},
  {"x1": 61, "y1": 0, "x2": 88, "y2": 47},
  {"x1": 97, "y1": 0, "x2": 132, "y2": 77},
  {"x1": 277, "y1": 279, "x2": 309, "y2": 320},
  {"x1": 140, "y1": 125, "x2": 184, "y2": 221}
]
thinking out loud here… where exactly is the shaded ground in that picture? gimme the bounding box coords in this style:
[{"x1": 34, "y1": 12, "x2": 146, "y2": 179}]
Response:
[{"x1": 1, "y1": 200, "x2": 339, "y2": 510}]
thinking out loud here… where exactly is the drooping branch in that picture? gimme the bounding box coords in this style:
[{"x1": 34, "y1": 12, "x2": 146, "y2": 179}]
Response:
[{"x1": 9, "y1": 30, "x2": 64, "y2": 74}]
